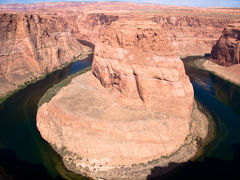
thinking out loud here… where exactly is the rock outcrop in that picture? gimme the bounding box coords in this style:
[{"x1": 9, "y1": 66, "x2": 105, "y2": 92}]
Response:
[
  {"x1": 210, "y1": 23, "x2": 240, "y2": 66},
  {"x1": 0, "y1": 13, "x2": 87, "y2": 97},
  {"x1": 92, "y1": 22, "x2": 193, "y2": 118},
  {"x1": 37, "y1": 22, "x2": 197, "y2": 179},
  {"x1": 153, "y1": 16, "x2": 239, "y2": 57}
]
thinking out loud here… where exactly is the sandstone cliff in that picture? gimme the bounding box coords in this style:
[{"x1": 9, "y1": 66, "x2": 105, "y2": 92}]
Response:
[
  {"x1": 210, "y1": 23, "x2": 240, "y2": 66},
  {"x1": 0, "y1": 13, "x2": 87, "y2": 98},
  {"x1": 66, "y1": 13, "x2": 119, "y2": 44},
  {"x1": 67, "y1": 13, "x2": 239, "y2": 57},
  {"x1": 92, "y1": 21, "x2": 193, "y2": 118},
  {"x1": 1, "y1": 3, "x2": 240, "y2": 99},
  {"x1": 153, "y1": 15, "x2": 239, "y2": 57}
]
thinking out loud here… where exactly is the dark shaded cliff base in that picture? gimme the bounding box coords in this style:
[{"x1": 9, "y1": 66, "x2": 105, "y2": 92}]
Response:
[{"x1": 148, "y1": 144, "x2": 240, "y2": 180}]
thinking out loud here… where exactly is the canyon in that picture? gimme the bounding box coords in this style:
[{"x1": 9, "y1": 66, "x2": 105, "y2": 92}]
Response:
[
  {"x1": 1, "y1": 2, "x2": 240, "y2": 180},
  {"x1": 0, "y1": 3, "x2": 240, "y2": 99}
]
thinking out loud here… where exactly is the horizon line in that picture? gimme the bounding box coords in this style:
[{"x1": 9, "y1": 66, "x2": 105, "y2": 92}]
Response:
[{"x1": 0, "y1": 0, "x2": 240, "y2": 8}]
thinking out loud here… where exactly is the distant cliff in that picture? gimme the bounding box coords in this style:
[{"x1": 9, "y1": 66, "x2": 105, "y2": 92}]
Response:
[{"x1": 153, "y1": 15, "x2": 239, "y2": 57}]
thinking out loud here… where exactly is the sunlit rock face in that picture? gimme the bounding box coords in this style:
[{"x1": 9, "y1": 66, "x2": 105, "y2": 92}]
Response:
[
  {"x1": 1, "y1": 3, "x2": 240, "y2": 97},
  {"x1": 210, "y1": 23, "x2": 240, "y2": 66},
  {"x1": 0, "y1": 13, "x2": 85, "y2": 97},
  {"x1": 92, "y1": 22, "x2": 193, "y2": 118},
  {"x1": 152, "y1": 15, "x2": 238, "y2": 57}
]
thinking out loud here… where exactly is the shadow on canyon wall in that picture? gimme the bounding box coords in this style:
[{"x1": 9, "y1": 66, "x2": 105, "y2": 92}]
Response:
[
  {"x1": 77, "y1": 39, "x2": 95, "y2": 50},
  {"x1": 147, "y1": 143, "x2": 240, "y2": 180}
]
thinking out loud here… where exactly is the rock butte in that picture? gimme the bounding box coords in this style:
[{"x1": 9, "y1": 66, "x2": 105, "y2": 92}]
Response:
[
  {"x1": 37, "y1": 19, "x2": 208, "y2": 179},
  {"x1": 195, "y1": 23, "x2": 240, "y2": 86}
]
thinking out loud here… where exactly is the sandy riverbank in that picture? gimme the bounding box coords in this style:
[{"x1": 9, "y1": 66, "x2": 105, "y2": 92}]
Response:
[{"x1": 195, "y1": 59, "x2": 240, "y2": 86}]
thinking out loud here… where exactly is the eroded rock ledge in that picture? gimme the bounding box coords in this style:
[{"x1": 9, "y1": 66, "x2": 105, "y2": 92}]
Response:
[{"x1": 37, "y1": 23, "x2": 208, "y2": 179}]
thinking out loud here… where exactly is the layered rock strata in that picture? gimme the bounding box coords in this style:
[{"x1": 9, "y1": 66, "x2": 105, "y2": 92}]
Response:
[
  {"x1": 0, "y1": 13, "x2": 88, "y2": 97},
  {"x1": 37, "y1": 23, "x2": 199, "y2": 179},
  {"x1": 92, "y1": 22, "x2": 193, "y2": 118},
  {"x1": 153, "y1": 16, "x2": 239, "y2": 57},
  {"x1": 66, "y1": 12, "x2": 239, "y2": 57},
  {"x1": 210, "y1": 23, "x2": 240, "y2": 66},
  {"x1": 1, "y1": 3, "x2": 240, "y2": 98}
]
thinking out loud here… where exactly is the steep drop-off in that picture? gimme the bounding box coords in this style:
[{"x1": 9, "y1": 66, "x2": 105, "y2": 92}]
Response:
[
  {"x1": 1, "y1": 3, "x2": 240, "y2": 99},
  {"x1": 0, "y1": 13, "x2": 88, "y2": 98},
  {"x1": 92, "y1": 21, "x2": 193, "y2": 118}
]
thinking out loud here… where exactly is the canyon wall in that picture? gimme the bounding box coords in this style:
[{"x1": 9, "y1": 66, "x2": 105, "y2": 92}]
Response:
[
  {"x1": 153, "y1": 15, "x2": 239, "y2": 57},
  {"x1": 66, "y1": 13, "x2": 240, "y2": 57},
  {"x1": 0, "y1": 13, "x2": 87, "y2": 98},
  {"x1": 210, "y1": 23, "x2": 240, "y2": 66},
  {"x1": 1, "y1": 3, "x2": 240, "y2": 98}
]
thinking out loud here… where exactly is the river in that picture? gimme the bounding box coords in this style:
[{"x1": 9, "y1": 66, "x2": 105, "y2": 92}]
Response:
[{"x1": 0, "y1": 55, "x2": 240, "y2": 179}]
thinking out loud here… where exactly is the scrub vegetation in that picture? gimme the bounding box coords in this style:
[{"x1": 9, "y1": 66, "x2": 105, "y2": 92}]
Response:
[{"x1": 38, "y1": 66, "x2": 91, "y2": 107}]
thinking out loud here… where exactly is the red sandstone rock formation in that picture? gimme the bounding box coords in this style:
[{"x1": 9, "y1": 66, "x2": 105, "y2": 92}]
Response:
[
  {"x1": 92, "y1": 22, "x2": 193, "y2": 118},
  {"x1": 1, "y1": 3, "x2": 240, "y2": 98},
  {"x1": 37, "y1": 21, "x2": 197, "y2": 179},
  {"x1": 210, "y1": 23, "x2": 240, "y2": 66},
  {"x1": 0, "y1": 13, "x2": 87, "y2": 97},
  {"x1": 153, "y1": 16, "x2": 239, "y2": 57}
]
